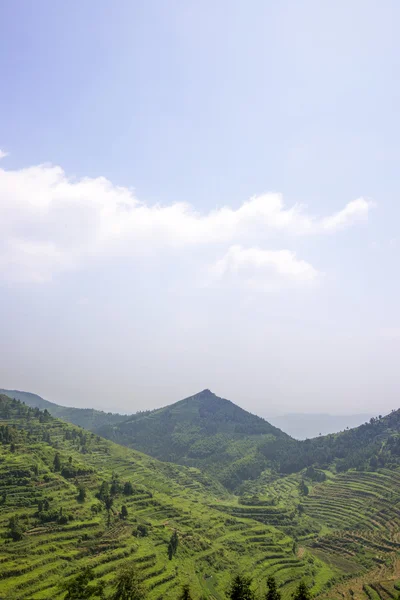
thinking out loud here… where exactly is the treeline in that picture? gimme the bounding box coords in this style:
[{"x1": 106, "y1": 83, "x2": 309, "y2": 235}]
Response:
[
  {"x1": 258, "y1": 410, "x2": 400, "y2": 474},
  {"x1": 62, "y1": 567, "x2": 312, "y2": 600}
]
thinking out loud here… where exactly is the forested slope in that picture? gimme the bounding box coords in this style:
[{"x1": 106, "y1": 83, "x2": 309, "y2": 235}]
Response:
[
  {"x1": 0, "y1": 395, "x2": 332, "y2": 600},
  {"x1": 0, "y1": 388, "x2": 128, "y2": 431},
  {"x1": 96, "y1": 389, "x2": 289, "y2": 490}
]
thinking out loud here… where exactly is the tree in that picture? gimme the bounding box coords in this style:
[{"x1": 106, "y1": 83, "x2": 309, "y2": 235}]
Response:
[
  {"x1": 121, "y1": 505, "x2": 128, "y2": 520},
  {"x1": 77, "y1": 485, "x2": 86, "y2": 502},
  {"x1": 179, "y1": 584, "x2": 192, "y2": 600},
  {"x1": 228, "y1": 575, "x2": 255, "y2": 600},
  {"x1": 111, "y1": 478, "x2": 120, "y2": 495},
  {"x1": 104, "y1": 494, "x2": 113, "y2": 527},
  {"x1": 123, "y1": 481, "x2": 134, "y2": 496},
  {"x1": 293, "y1": 582, "x2": 312, "y2": 600},
  {"x1": 111, "y1": 563, "x2": 146, "y2": 600},
  {"x1": 299, "y1": 480, "x2": 309, "y2": 496},
  {"x1": 266, "y1": 575, "x2": 281, "y2": 600},
  {"x1": 96, "y1": 481, "x2": 109, "y2": 501},
  {"x1": 63, "y1": 567, "x2": 105, "y2": 599},
  {"x1": 53, "y1": 452, "x2": 61, "y2": 472},
  {"x1": 167, "y1": 530, "x2": 179, "y2": 559},
  {"x1": 8, "y1": 516, "x2": 24, "y2": 541}
]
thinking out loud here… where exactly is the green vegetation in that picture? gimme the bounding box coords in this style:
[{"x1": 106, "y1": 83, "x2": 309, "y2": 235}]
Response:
[
  {"x1": 0, "y1": 389, "x2": 127, "y2": 432},
  {"x1": 1, "y1": 391, "x2": 400, "y2": 600},
  {"x1": 96, "y1": 389, "x2": 289, "y2": 490},
  {"x1": 0, "y1": 394, "x2": 334, "y2": 599},
  {"x1": 266, "y1": 576, "x2": 281, "y2": 600},
  {"x1": 14, "y1": 388, "x2": 400, "y2": 496},
  {"x1": 228, "y1": 574, "x2": 255, "y2": 599},
  {"x1": 293, "y1": 582, "x2": 311, "y2": 600}
]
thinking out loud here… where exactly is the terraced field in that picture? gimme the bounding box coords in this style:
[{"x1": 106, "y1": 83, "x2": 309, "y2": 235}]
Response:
[
  {"x1": 2, "y1": 395, "x2": 400, "y2": 599},
  {"x1": 211, "y1": 466, "x2": 400, "y2": 599},
  {"x1": 0, "y1": 397, "x2": 335, "y2": 599}
]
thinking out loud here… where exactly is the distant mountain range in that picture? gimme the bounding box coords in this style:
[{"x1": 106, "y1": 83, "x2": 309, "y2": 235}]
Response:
[{"x1": 268, "y1": 412, "x2": 375, "y2": 440}]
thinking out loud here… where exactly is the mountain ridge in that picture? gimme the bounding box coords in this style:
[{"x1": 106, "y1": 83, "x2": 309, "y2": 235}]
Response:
[
  {"x1": 0, "y1": 388, "x2": 129, "y2": 431},
  {"x1": 2, "y1": 393, "x2": 400, "y2": 599}
]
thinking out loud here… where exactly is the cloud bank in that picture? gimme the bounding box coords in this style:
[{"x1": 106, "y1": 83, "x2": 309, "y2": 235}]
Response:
[{"x1": 0, "y1": 162, "x2": 373, "y2": 284}]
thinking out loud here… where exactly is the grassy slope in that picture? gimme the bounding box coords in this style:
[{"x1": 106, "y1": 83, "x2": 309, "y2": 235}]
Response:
[{"x1": 0, "y1": 395, "x2": 334, "y2": 600}]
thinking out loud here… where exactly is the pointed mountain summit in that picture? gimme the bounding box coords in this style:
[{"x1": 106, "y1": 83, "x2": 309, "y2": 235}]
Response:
[{"x1": 96, "y1": 389, "x2": 289, "y2": 488}]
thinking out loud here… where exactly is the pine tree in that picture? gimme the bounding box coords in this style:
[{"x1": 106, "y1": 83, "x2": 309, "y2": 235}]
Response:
[
  {"x1": 53, "y1": 452, "x2": 61, "y2": 472},
  {"x1": 104, "y1": 495, "x2": 113, "y2": 527},
  {"x1": 77, "y1": 485, "x2": 86, "y2": 502},
  {"x1": 266, "y1": 575, "x2": 281, "y2": 600},
  {"x1": 167, "y1": 530, "x2": 179, "y2": 559},
  {"x1": 293, "y1": 581, "x2": 312, "y2": 600},
  {"x1": 121, "y1": 505, "x2": 128, "y2": 519},
  {"x1": 179, "y1": 584, "x2": 192, "y2": 600},
  {"x1": 111, "y1": 563, "x2": 146, "y2": 600},
  {"x1": 123, "y1": 481, "x2": 134, "y2": 496},
  {"x1": 62, "y1": 566, "x2": 105, "y2": 599},
  {"x1": 228, "y1": 574, "x2": 255, "y2": 600}
]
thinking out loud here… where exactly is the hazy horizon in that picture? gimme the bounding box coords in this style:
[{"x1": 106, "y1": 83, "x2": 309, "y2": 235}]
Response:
[
  {"x1": 0, "y1": 386, "x2": 383, "y2": 422},
  {"x1": 1, "y1": 1, "x2": 400, "y2": 416}
]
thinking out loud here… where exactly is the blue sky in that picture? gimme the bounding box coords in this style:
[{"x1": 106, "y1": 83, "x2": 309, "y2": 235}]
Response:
[{"x1": 1, "y1": 1, "x2": 399, "y2": 415}]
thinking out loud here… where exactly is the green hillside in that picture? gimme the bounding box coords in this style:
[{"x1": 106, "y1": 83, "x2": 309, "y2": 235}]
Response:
[
  {"x1": 0, "y1": 394, "x2": 334, "y2": 600},
  {"x1": 1, "y1": 394, "x2": 400, "y2": 599},
  {"x1": 0, "y1": 389, "x2": 128, "y2": 432},
  {"x1": 96, "y1": 389, "x2": 289, "y2": 490},
  {"x1": 258, "y1": 409, "x2": 400, "y2": 474},
  {"x1": 8, "y1": 387, "x2": 400, "y2": 494}
]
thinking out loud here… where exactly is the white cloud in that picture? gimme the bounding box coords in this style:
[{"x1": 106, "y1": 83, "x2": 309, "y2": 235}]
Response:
[
  {"x1": 0, "y1": 150, "x2": 9, "y2": 159},
  {"x1": 0, "y1": 161, "x2": 374, "y2": 282},
  {"x1": 320, "y1": 198, "x2": 373, "y2": 231},
  {"x1": 210, "y1": 245, "x2": 319, "y2": 290}
]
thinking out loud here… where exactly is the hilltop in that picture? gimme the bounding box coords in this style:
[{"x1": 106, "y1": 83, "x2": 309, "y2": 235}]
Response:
[
  {"x1": 0, "y1": 388, "x2": 128, "y2": 431},
  {"x1": 2, "y1": 394, "x2": 400, "y2": 599},
  {"x1": 5, "y1": 387, "x2": 290, "y2": 490},
  {"x1": 96, "y1": 389, "x2": 289, "y2": 489},
  {"x1": 0, "y1": 393, "x2": 335, "y2": 600},
  {"x1": 6, "y1": 387, "x2": 400, "y2": 493}
]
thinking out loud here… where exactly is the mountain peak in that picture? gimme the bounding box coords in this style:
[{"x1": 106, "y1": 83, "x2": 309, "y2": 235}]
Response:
[{"x1": 196, "y1": 388, "x2": 215, "y2": 397}]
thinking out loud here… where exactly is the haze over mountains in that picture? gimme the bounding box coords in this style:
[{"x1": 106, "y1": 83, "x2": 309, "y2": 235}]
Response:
[
  {"x1": 1, "y1": 387, "x2": 374, "y2": 441},
  {"x1": 268, "y1": 412, "x2": 375, "y2": 440}
]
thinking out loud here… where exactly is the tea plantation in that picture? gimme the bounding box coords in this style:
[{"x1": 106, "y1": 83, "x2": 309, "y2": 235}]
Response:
[{"x1": 1, "y1": 394, "x2": 400, "y2": 599}]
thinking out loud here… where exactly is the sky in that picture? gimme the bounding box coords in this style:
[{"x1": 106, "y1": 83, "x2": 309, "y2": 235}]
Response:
[{"x1": 1, "y1": 0, "x2": 400, "y2": 416}]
